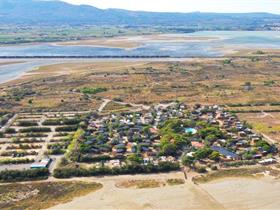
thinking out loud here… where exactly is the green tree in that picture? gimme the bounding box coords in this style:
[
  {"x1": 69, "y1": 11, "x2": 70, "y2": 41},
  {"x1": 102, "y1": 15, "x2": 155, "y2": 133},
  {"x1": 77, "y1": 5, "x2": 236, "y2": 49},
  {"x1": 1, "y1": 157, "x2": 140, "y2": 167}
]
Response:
[
  {"x1": 209, "y1": 151, "x2": 220, "y2": 161},
  {"x1": 162, "y1": 144, "x2": 177, "y2": 156},
  {"x1": 182, "y1": 155, "x2": 195, "y2": 166},
  {"x1": 194, "y1": 147, "x2": 212, "y2": 160},
  {"x1": 127, "y1": 154, "x2": 143, "y2": 164}
]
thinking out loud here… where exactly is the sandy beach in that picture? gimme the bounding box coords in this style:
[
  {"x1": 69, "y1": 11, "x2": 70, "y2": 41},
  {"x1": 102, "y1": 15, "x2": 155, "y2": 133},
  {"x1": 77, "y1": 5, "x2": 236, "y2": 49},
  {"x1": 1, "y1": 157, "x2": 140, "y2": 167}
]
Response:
[
  {"x1": 46, "y1": 171, "x2": 280, "y2": 210},
  {"x1": 55, "y1": 34, "x2": 220, "y2": 49},
  {"x1": 201, "y1": 176, "x2": 280, "y2": 210},
  {"x1": 48, "y1": 172, "x2": 224, "y2": 210}
]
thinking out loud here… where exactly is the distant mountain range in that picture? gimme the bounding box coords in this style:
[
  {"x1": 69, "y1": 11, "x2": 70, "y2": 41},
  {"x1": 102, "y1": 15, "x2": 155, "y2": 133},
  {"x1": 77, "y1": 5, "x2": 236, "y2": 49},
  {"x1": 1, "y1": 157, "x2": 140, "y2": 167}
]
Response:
[{"x1": 0, "y1": 0, "x2": 279, "y2": 30}]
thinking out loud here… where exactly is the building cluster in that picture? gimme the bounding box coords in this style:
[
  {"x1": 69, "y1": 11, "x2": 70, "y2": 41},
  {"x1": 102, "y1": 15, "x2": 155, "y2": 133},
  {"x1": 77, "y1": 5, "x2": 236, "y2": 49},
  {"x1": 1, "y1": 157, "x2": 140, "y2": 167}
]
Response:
[
  {"x1": 82, "y1": 104, "x2": 186, "y2": 167},
  {"x1": 186, "y1": 105, "x2": 277, "y2": 165},
  {"x1": 79, "y1": 103, "x2": 277, "y2": 169}
]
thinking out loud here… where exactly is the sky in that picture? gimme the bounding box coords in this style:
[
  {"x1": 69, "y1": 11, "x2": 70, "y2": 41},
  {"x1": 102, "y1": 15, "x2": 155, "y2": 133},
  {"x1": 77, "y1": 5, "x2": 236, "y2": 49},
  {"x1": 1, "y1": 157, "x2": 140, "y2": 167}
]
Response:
[{"x1": 62, "y1": 0, "x2": 280, "y2": 14}]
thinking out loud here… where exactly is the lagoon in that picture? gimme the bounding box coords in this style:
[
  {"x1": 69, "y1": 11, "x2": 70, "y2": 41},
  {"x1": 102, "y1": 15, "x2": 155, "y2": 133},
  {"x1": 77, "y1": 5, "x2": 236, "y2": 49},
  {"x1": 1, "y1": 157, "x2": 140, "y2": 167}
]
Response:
[{"x1": 0, "y1": 31, "x2": 279, "y2": 58}]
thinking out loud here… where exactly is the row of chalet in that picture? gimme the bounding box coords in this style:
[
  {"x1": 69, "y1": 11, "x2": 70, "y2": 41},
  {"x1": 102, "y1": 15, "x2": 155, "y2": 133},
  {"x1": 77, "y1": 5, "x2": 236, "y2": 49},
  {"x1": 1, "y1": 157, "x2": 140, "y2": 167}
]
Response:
[
  {"x1": 194, "y1": 105, "x2": 277, "y2": 161},
  {"x1": 83, "y1": 103, "x2": 187, "y2": 165}
]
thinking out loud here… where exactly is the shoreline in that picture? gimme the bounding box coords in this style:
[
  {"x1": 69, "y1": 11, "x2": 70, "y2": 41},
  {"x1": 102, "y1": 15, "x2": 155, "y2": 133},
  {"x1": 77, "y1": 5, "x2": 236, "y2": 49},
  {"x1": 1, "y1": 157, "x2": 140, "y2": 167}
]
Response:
[{"x1": 1, "y1": 50, "x2": 279, "y2": 85}]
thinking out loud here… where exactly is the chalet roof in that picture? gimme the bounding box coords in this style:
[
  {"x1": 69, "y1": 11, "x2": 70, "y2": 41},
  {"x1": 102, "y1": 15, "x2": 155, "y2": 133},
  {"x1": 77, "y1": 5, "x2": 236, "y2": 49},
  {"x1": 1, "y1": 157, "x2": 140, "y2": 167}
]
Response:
[
  {"x1": 191, "y1": 141, "x2": 205, "y2": 149},
  {"x1": 211, "y1": 146, "x2": 239, "y2": 159}
]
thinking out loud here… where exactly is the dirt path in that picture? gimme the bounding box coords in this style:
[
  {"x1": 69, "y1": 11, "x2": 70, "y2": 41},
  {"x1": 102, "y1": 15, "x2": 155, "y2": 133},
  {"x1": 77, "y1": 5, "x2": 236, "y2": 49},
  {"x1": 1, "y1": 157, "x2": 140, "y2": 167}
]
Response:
[
  {"x1": 98, "y1": 98, "x2": 151, "y2": 113},
  {"x1": 0, "y1": 142, "x2": 8, "y2": 154},
  {"x1": 97, "y1": 99, "x2": 111, "y2": 113},
  {"x1": 113, "y1": 100, "x2": 151, "y2": 111},
  {"x1": 262, "y1": 133, "x2": 277, "y2": 145},
  {"x1": 259, "y1": 111, "x2": 275, "y2": 119},
  {"x1": 0, "y1": 114, "x2": 17, "y2": 132},
  {"x1": 35, "y1": 115, "x2": 56, "y2": 161}
]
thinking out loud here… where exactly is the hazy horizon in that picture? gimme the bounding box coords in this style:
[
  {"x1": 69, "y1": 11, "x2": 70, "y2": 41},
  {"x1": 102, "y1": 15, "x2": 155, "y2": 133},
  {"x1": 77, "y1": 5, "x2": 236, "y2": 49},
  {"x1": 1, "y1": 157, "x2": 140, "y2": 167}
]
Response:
[{"x1": 62, "y1": 0, "x2": 280, "y2": 14}]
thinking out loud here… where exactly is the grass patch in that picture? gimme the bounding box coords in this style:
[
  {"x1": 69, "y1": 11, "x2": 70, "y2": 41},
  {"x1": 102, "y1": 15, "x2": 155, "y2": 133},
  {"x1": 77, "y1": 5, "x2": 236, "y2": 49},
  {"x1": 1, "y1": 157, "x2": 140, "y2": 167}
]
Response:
[
  {"x1": 193, "y1": 167, "x2": 272, "y2": 184},
  {"x1": 116, "y1": 179, "x2": 164, "y2": 189},
  {"x1": 80, "y1": 87, "x2": 108, "y2": 95},
  {"x1": 102, "y1": 102, "x2": 131, "y2": 114},
  {"x1": 0, "y1": 181, "x2": 102, "y2": 210},
  {"x1": 166, "y1": 178, "x2": 185, "y2": 186}
]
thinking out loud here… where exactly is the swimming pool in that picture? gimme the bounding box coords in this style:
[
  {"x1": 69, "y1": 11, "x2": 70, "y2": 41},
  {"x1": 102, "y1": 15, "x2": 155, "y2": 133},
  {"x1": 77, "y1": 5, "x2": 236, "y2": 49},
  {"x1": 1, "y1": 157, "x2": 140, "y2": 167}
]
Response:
[{"x1": 185, "y1": 128, "x2": 197, "y2": 135}]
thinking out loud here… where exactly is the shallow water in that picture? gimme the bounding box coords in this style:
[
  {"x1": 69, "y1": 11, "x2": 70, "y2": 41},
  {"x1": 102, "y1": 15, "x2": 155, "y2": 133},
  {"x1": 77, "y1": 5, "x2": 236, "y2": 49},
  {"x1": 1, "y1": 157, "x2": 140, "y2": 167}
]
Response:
[
  {"x1": 0, "y1": 31, "x2": 279, "y2": 58},
  {"x1": 0, "y1": 58, "x2": 187, "y2": 84},
  {"x1": 1, "y1": 31, "x2": 280, "y2": 84},
  {"x1": 0, "y1": 59, "x2": 66, "y2": 83}
]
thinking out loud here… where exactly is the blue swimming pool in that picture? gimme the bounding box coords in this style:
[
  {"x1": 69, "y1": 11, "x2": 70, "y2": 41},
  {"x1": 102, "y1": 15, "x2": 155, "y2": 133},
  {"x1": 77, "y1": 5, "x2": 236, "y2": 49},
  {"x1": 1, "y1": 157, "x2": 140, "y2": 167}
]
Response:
[{"x1": 185, "y1": 128, "x2": 197, "y2": 135}]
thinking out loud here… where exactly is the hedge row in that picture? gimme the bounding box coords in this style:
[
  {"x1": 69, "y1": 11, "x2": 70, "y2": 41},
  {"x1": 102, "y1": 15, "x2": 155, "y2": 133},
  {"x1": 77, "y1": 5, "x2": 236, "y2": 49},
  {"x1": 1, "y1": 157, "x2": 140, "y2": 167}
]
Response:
[
  {"x1": 17, "y1": 121, "x2": 38, "y2": 127},
  {"x1": 0, "y1": 158, "x2": 34, "y2": 165},
  {"x1": 229, "y1": 109, "x2": 280, "y2": 113},
  {"x1": 78, "y1": 155, "x2": 111, "y2": 163},
  {"x1": 227, "y1": 102, "x2": 280, "y2": 107},
  {"x1": 43, "y1": 118, "x2": 80, "y2": 126},
  {"x1": 54, "y1": 162, "x2": 180, "y2": 178},
  {"x1": 0, "y1": 168, "x2": 49, "y2": 182},
  {"x1": 0, "y1": 113, "x2": 13, "y2": 126},
  {"x1": 20, "y1": 127, "x2": 51, "y2": 133},
  {"x1": 55, "y1": 125, "x2": 78, "y2": 132}
]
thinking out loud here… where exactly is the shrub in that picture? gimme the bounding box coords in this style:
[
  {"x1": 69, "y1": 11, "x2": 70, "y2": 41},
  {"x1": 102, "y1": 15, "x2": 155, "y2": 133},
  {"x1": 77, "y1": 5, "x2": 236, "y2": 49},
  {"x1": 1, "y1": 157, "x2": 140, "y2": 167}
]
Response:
[
  {"x1": 0, "y1": 158, "x2": 34, "y2": 165},
  {"x1": 55, "y1": 125, "x2": 78, "y2": 132},
  {"x1": 223, "y1": 59, "x2": 232, "y2": 64},
  {"x1": 48, "y1": 149, "x2": 66, "y2": 155},
  {"x1": 42, "y1": 119, "x2": 61, "y2": 126},
  {"x1": 223, "y1": 160, "x2": 257, "y2": 167},
  {"x1": 211, "y1": 165, "x2": 218, "y2": 170},
  {"x1": 25, "y1": 133, "x2": 48, "y2": 137},
  {"x1": 17, "y1": 121, "x2": 38, "y2": 127},
  {"x1": 80, "y1": 87, "x2": 108, "y2": 95},
  {"x1": 0, "y1": 113, "x2": 13, "y2": 125},
  {"x1": 54, "y1": 132, "x2": 69, "y2": 137},
  {"x1": 78, "y1": 155, "x2": 111, "y2": 163},
  {"x1": 5, "y1": 128, "x2": 16, "y2": 134},
  {"x1": 196, "y1": 166, "x2": 207, "y2": 173},
  {"x1": 53, "y1": 161, "x2": 180, "y2": 178},
  {"x1": 20, "y1": 127, "x2": 51, "y2": 133},
  {"x1": 270, "y1": 102, "x2": 280, "y2": 106},
  {"x1": 0, "y1": 168, "x2": 49, "y2": 182},
  {"x1": 63, "y1": 118, "x2": 81, "y2": 125}
]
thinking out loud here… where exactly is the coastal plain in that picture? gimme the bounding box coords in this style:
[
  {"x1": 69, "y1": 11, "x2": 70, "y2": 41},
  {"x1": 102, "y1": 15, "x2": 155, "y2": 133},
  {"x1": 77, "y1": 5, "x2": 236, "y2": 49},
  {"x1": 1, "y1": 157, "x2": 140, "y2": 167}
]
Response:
[{"x1": 1, "y1": 32, "x2": 280, "y2": 210}]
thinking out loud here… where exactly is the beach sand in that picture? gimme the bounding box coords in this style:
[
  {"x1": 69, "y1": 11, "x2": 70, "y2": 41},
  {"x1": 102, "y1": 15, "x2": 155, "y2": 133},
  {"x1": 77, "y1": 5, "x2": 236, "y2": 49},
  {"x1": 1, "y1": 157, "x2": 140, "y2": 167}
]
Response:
[
  {"x1": 200, "y1": 176, "x2": 280, "y2": 210},
  {"x1": 48, "y1": 172, "x2": 280, "y2": 210},
  {"x1": 56, "y1": 34, "x2": 219, "y2": 49},
  {"x1": 48, "y1": 172, "x2": 225, "y2": 210}
]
